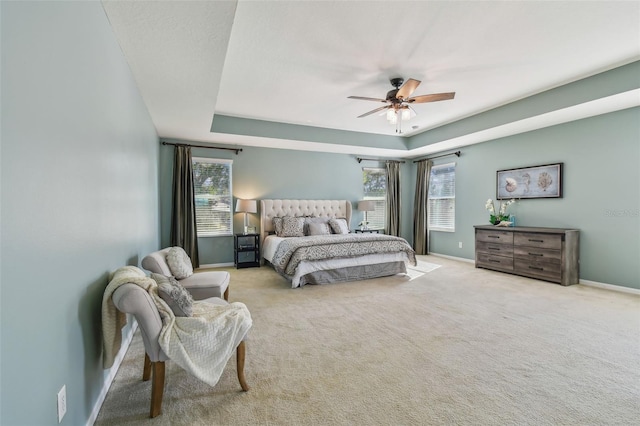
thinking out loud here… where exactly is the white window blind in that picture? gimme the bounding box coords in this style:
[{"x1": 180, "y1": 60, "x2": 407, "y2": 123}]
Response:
[
  {"x1": 362, "y1": 167, "x2": 386, "y2": 230},
  {"x1": 428, "y1": 162, "x2": 456, "y2": 232},
  {"x1": 192, "y1": 157, "x2": 233, "y2": 237}
]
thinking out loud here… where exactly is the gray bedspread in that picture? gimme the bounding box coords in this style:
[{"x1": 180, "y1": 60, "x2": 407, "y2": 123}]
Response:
[{"x1": 271, "y1": 233, "x2": 417, "y2": 276}]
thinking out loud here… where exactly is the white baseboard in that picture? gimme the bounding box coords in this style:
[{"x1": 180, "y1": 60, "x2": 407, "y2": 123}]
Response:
[
  {"x1": 578, "y1": 279, "x2": 640, "y2": 295},
  {"x1": 430, "y1": 253, "x2": 639, "y2": 295},
  {"x1": 428, "y1": 252, "x2": 475, "y2": 264},
  {"x1": 86, "y1": 320, "x2": 138, "y2": 426},
  {"x1": 198, "y1": 262, "x2": 234, "y2": 269}
]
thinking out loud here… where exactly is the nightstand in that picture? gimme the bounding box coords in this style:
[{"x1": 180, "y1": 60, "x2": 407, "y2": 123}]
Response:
[
  {"x1": 354, "y1": 228, "x2": 383, "y2": 234},
  {"x1": 234, "y1": 233, "x2": 260, "y2": 269}
]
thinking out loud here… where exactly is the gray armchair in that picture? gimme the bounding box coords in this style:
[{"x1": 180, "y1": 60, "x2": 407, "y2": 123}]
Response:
[
  {"x1": 112, "y1": 283, "x2": 248, "y2": 418},
  {"x1": 142, "y1": 248, "x2": 230, "y2": 301}
]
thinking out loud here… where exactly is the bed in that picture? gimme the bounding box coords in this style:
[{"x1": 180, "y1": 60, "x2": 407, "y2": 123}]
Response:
[{"x1": 260, "y1": 199, "x2": 417, "y2": 288}]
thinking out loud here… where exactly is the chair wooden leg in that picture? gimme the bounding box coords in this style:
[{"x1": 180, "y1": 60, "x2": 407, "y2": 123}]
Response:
[
  {"x1": 142, "y1": 353, "x2": 152, "y2": 381},
  {"x1": 150, "y1": 361, "x2": 165, "y2": 418},
  {"x1": 223, "y1": 286, "x2": 230, "y2": 301},
  {"x1": 236, "y1": 341, "x2": 249, "y2": 391}
]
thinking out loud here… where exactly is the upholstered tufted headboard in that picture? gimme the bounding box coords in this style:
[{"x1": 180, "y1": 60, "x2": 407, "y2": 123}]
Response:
[{"x1": 259, "y1": 199, "x2": 352, "y2": 245}]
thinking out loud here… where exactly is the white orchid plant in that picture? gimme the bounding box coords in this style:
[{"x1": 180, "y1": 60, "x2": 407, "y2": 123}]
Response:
[{"x1": 486, "y1": 198, "x2": 516, "y2": 225}]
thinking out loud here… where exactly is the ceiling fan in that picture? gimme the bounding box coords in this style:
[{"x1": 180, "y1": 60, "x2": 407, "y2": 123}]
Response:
[{"x1": 348, "y1": 78, "x2": 455, "y2": 133}]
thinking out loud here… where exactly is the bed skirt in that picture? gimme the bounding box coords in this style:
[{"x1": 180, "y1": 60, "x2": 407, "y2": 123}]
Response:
[{"x1": 298, "y1": 261, "x2": 407, "y2": 286}]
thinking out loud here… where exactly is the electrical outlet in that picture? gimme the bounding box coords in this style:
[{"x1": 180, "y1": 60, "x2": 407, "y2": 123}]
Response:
[
  {"x1": 57, "y1": 385, "x2": 67, "y2": 423},
  {"x1": 458, "y1": 242, "x2": 463, "y2": 249}
]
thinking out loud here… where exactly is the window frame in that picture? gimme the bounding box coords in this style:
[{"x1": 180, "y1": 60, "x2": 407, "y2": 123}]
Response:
[
  {"x1": 428, "y1": 162, "x2": 456, "y2": 233},
  {"x1": 192, "y1": 157, "x2": 233, "y2": 238},
  {"x1": 362, "y1": 167, "x2": 387, "y2": 230}
]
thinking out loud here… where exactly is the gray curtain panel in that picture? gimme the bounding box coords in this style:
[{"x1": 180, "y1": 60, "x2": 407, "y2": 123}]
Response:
[
  {"x1": 170, "y1": 145, "x2": 200, "y2": 268},
  {"x1": 413, "y1": 160, "x2": 432, "y2": 254},
  {"x1": 385, "y1": 161, "x2": 401, "y2": 236}
]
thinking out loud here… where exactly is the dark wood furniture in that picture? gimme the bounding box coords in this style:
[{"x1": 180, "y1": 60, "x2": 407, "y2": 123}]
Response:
[
  {"x1": 474, "y1": 225, "x2": 579, "y2": 286},
  {"x1": 234, "y1": 233, "x2": 260, "y2": 269},
  {"x1": 354, "y1": 228, "x2": 383, "y2": 234}
]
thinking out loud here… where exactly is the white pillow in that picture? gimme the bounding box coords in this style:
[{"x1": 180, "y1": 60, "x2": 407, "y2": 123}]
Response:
[
  {"x1": 329, "y1": 218, "x2": 350, "y2": 234},
  {"x1": 166, "y1": 246, "x2": 194, "y2": 279}
]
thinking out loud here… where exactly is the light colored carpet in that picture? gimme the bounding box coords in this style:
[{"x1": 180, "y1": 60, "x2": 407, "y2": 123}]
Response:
[{"x1": 95, "y1": 255, "x2": 640, "y2": 425}]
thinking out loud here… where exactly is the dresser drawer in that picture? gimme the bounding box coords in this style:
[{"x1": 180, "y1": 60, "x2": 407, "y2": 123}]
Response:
[
  {"x1": 514, "y1": 233, "x2": 562, "y2": 250},
  {"x1": 514, "y1": 259, "x2": 561, "y2": 283},
  {"x1": 477, "y1": 241, "x2": 514, "y2": 256},
  {"x1": 513, "y1": 246, "x2": 561, "y2": 264},
  {"x1": 477, "y1": 253, "x2": 513, "y2": 271},
  {"x1": 476, "y1": 230, "x2": 514, "y2": 245}
]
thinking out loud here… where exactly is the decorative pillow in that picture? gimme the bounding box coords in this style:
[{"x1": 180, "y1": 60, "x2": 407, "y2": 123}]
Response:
[
  {"x1": 281, "y1": 216, "x2": 305, "y2": 237},
  {"x1": 307, "y1": 222, "x2": 332, "y2": 236},
  {"x1": 329, "y1": 217, "x2": 350, "y2": 234},
  {"x1": 151, "y1": 273, "x2": 193, "y2": 317},
  {"x1": 272, "y1": 217, "x2": 284, "y2": 236},
  {"x1": 166, "y1": 246, "x2": 193, "y2": 279},
  {"x1": 304, "y1": 216, "x2": 328, "y2": 234}
]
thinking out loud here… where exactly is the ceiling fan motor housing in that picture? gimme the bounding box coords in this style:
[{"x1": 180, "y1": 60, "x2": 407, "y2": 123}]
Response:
[
  {"x1": 386, "y1": 89, "x2": 401, "y2": 103},
  {"x1": 386, "y1": 78, "x2": 405, "y2": 103}
]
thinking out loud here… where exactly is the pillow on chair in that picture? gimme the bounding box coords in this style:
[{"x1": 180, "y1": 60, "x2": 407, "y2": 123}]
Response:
[
  {"x1": 166, "y1": 246, "x2": 193, "y2": 279},
  {"x1": 152, "y1": 273, "x2": 194, "y2": 317}
]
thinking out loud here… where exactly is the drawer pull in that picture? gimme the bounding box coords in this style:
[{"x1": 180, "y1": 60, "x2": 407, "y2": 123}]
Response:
[
  {"x1": 528, "y1": 239, "x2": 544, "y2": 243},
  {"x1": 528, "y1": 253, "x2": 543, "y2": 257},
  {"x1": 489, "y1": 259, "x2": 501, "y2": 263},
  {"x1": 488, "y1": 247, "x2": 500, "y2": 251},
  {"x1": 488, "y1": 235, "x2": 500, "y2": 239},
  {"x1": 528, "y1": 266, "x2": 544, "y2": 271}
]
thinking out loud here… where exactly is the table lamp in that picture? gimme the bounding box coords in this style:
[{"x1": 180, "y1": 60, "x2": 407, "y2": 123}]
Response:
[
  {"x1": 235, "y1": 199, "x2": 257, "y2": 234},
  {"x1": 357, "y1": 200, "x2": 375, "y2": 230}
]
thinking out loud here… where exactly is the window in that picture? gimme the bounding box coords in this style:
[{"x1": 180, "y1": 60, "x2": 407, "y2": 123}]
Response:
[
  {"x1": 193, "y1": 157, "x2": 232, "y2": 236},
  {"x1": 428, "y1": 162, "x2": 456, "y2": 232},
  {"x1": 362, "y1": 167, "x2": 386, "y2": 229}
]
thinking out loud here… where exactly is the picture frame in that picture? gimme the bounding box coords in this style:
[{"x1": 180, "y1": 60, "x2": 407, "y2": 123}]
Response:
[{"x1": 496, "y1": 163, "x2": 563, "y2": 199}]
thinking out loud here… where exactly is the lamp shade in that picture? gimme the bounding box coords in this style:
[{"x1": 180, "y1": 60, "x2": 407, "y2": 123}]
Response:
[
  {"x1": 357, "y1": 200, "x2": 376, "y2": 211},
  {"x1": 235, "y1": 199, "x2": 257, "y2": 213}
]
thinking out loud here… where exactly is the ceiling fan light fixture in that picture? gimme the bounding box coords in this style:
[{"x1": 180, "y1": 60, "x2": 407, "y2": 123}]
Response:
[
  {"x1": 401, "y1": 107, "x2": 411, "y2": 121},
  {"x1": 388, "y1": 111, "x2": 398, "y2": 124},
  {"x1": 386, "y1": 108, "x2": 396, "y2": 121}
]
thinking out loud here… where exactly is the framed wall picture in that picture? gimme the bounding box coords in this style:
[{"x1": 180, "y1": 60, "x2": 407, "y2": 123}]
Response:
[{"x1": 496, "y1": 163, "x2": 563, "y2": 199}]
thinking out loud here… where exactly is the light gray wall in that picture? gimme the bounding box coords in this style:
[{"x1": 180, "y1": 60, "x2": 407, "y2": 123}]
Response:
[
  {"x1": 159, "y1": 142, "x2": 414, "y2": 265},
  {"x1": 427, "y1": 107, "x2": 640, "y2": 289},
  {"x1": 161, "y1": 105, "x2": 639, "y2": 290},
  {"x1": 1, "y1": 2, "x2": 159, "y2": 425}
]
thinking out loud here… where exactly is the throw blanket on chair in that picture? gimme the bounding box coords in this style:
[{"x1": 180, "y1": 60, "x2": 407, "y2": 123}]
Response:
[
  {"x1": 102, "y1": 266, "x2": 253, "y2": 387},
  {"x1": 102, "y1": 266, "x2": 155, "y2": 368}
]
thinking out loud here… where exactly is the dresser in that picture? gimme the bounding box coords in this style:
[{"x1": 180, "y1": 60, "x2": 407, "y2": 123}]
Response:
[{"x1": 474, "y1": 225, "x2": 579, "y2": 286}]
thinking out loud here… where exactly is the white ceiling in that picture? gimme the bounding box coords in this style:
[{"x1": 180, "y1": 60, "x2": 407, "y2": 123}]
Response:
[{"x1": 102, "y1": 0, "x2": 640, "y2": 156}]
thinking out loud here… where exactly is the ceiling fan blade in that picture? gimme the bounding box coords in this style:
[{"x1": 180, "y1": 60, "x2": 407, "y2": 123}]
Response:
[
  {"x1": 348, "y1": 96, "x2": 387, "y2": 103},
  {"x1": 396, "y1": 78, "x2": 421, "y2": 100},
  {"x1": 357, "y1": 105, "x2": 391, "y2": 118},
  {"x1": 407, "y1": 92, "x2": 456, "y2": 104}
]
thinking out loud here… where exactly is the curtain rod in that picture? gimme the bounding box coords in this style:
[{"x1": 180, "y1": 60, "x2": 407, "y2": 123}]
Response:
[
  {"x1": 161, "y1": 141, "x2": 243, "y2": 155},
  {"x1": 356, "y1": 157, "x2": 406, "y2": 164},
  {"x1": 412, "y1": 150, "x2": 461, "y2": 163}
]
